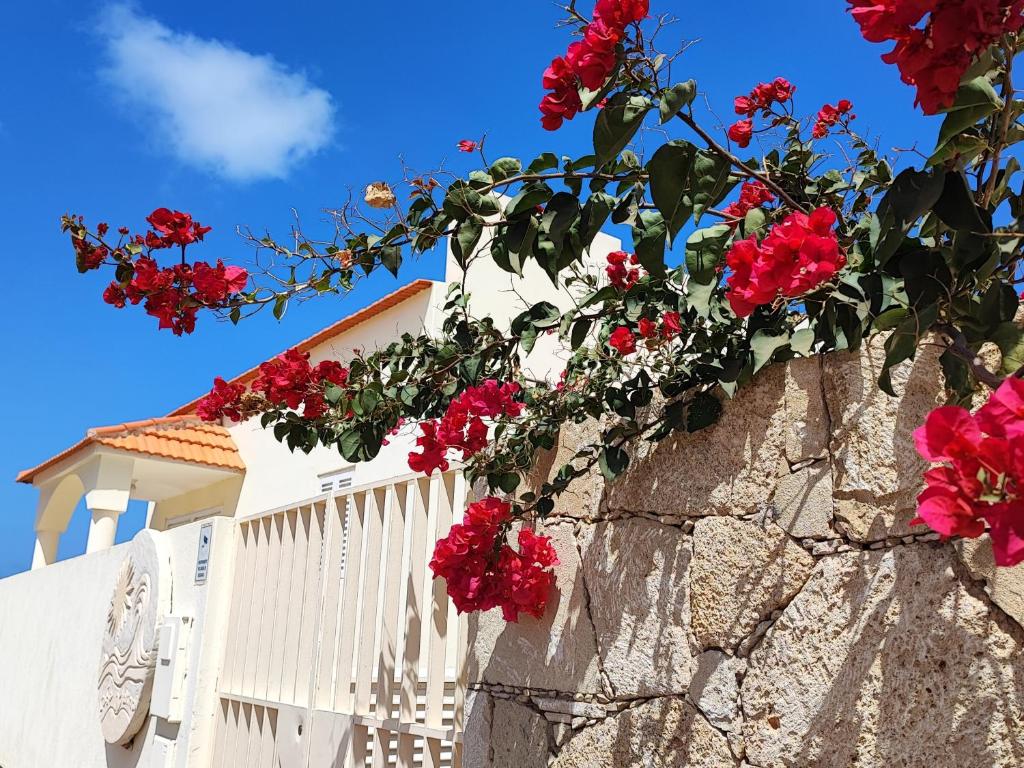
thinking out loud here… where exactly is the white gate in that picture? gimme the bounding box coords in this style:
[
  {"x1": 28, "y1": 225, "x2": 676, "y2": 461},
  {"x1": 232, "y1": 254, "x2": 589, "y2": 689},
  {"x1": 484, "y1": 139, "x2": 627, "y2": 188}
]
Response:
[{"x1": 212, "y1": 471, "x2": 469, "y2": 767}]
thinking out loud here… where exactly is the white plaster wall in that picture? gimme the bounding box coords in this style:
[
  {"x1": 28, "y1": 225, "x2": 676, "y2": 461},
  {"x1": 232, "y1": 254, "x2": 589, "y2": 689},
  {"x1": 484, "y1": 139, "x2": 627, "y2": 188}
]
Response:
[
  {"x1": 229, "y1": 289, "x2": 438, "y2": 517},
  {"x1": 226, "y1": 229, "x2": 621, "y2": 520},
  {"x1": 0, "y1": 518, "x2": 236, "y2": 768}
]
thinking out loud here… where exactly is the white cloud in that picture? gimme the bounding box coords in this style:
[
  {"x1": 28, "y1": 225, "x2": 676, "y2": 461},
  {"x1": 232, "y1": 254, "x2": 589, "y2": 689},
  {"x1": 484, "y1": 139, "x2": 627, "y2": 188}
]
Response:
[{"x1": 99, "y1": 5, "x2": 335, "y2": 181}]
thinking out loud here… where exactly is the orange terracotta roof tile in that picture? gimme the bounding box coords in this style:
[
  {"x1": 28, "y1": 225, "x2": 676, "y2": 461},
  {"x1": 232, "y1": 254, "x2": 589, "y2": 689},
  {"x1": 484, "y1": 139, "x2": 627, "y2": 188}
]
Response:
[
  {"x1": 16, "y1": 416, "x2": 244, "y2": 484},
  {"x1": 168, "y1": 279, "x2": 436, "y2": 417}
]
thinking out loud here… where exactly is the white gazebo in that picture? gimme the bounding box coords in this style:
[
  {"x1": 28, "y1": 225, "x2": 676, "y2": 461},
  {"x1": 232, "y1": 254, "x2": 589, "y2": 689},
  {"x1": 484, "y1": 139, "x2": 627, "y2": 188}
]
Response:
[{"x1": 17, "y1": 416, "x2": 245, "y2": 568}]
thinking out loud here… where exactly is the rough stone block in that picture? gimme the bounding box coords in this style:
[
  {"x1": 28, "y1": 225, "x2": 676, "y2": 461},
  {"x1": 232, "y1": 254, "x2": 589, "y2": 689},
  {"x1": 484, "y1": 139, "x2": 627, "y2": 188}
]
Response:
[
  {"x1": 490, "y1": 699, "x2": 550, "y2": 768},
  {"x1": 578, "y1": 518, "x2": 698, "y2": 697},
  {"x1": 526, "y1": 418, "x2": 607, "y2": 521},
  {"x1": 551, "y1": 698, "x2": 735, "y2": 768},
  {"x1": 956, "y1": 535, "x2": 1024, "y2": 630},
  {"x1": 461, "y1": 690, "x2": 493, "y2": 768},
  {"x1": 690, "y1": 517, "x2": 815, "y2": 651},
  {"x1": 690, "y1": 650, "x2": 744, "y2": 732},
  {"x1": 823, "y1": 334, "x2": 945, "y2": 541},
  {"x1": 742, "y1": 545, "x2": 1024, "y2": 767},
  {"x1": 771, "y1": 462, "x2": 835, "y2": 540},
  {"x1": 469, "y1": 522, "x2": 605, "y2": 694},
  {"x1": 606, "y1": 364, "x2": 790, "y2": 517},
  {"x1": 784, "y1": 356, "x2": 830, "y2": 465}
]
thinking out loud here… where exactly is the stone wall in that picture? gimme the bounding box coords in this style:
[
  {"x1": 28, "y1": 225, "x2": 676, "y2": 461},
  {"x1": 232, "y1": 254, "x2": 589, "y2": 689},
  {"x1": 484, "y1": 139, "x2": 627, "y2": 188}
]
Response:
[{"x1": 464, "y1": 337, "x2": 1024, "y2": 768}]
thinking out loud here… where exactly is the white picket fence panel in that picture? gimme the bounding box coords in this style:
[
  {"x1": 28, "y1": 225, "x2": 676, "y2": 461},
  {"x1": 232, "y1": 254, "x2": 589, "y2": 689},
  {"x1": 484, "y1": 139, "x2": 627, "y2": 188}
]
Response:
[{"x1": 212, "y1": 471, "x2": 469, "y2": 768}]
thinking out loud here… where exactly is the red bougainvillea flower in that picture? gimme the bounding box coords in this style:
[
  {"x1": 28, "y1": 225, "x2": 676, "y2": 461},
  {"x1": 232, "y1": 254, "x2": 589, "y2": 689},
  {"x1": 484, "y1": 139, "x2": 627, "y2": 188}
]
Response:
[
  {"x1": 193, "y1": 347, "x2": 351, "y2": 421},
  {"x1": 912, "y1": 378, "x2": 1024, "y2": 566},
  {"x1": 661, "y1": 311, "x2": 683, "y2": 338},
  {"x1": 429, "y1": 497, "x2": 558, "y2": 621},
  {"x1": 192, "y1": 260, "x2": 249, "y2": 303},
  {"x1": 734, "y1": 78, "x2": 796, "y2": 117},
  {"x1": 72, "y1": 236, "x2": 108, "y2": 272},
  {"x1": 847, "y1": 0, "x2": 1024, "y2": 114},
  {"x1": 722, "y1": 181, "x2": 776, "y2": 222},
  {"x1": 638, "y1": 317, "x2": 658, "y2": 339},
  {"x1": 593, "y1": 0, "x2": 650, "y2": 27},
  {"x1": 196, "y1": 377, "x2": 247, "y2": 422},
  {"x1": 976, "y1": 376, "x2": 1024, "y2": 438},
  {"x1": 407, "y1": 381, "x2": 525, "y2": 475},
  {"x1": 102, "y1": 282, "x2": 126, "y2": 308},
  {"x1": 606, "y1": 250, "x2": 642, "y2": 289},
  {"x1": 724, "y1": 207, "x2": 846, "y2": 317},
  {"x1": 728, "y1": 78, "x2": 797, "y2": 147},
  {"x1": 146, "y1": 208, "x2": 212, "y2": 248},
  {"x1": 539, "y1": 0, "x2": 651, "y2": 130},
  {"x1": 609, "y1": 326, "x2": 637, "y2": 355},
  {"x1": 457, "y1": 140, "x2": 478, "y2": 153},
  {"x1": 408, "y1": 420, "x2": 450, "y2": 475},
  {"x1": 727, "y1": 119, "x2": 753, "y2": 148},
  {"x1": 812, "y1": 99, "x2": 855, "y2": 139},
  {"x1": 75, "y1": 210, "x2": 247, "y2": 335}
]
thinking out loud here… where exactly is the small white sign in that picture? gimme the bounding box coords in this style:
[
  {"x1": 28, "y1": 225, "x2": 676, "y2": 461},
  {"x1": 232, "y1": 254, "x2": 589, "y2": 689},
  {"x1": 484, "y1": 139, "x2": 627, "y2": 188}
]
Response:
[{"x1": 195, "y1": 523, "x2": 213, "y2": 584}]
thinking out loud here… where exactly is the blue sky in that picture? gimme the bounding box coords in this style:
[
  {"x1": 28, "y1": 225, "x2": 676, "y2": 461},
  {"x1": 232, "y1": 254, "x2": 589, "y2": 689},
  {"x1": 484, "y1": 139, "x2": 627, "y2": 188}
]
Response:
[{"x1": 0, "y1": 0, "x2": 935, "y2": 577}]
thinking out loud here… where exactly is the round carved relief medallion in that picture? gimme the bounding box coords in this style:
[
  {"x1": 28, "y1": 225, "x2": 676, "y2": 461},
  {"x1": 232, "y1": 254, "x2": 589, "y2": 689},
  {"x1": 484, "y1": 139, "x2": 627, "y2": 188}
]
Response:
[{"x1": 98, "y1": 530, "x2": 171, "y2": 745}]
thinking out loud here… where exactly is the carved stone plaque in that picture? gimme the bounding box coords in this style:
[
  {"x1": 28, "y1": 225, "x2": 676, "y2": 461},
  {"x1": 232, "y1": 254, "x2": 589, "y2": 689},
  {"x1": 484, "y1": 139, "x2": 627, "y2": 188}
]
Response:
[{"x1": 98, "y1": 530, "x2": 171, "y2": 745}]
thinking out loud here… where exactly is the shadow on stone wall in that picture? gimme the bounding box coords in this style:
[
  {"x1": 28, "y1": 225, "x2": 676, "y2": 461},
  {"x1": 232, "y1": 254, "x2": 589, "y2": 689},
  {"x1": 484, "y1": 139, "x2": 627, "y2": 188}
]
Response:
[{"x1": 464, "y1": 341, "x2": 1024, "y2": 768}]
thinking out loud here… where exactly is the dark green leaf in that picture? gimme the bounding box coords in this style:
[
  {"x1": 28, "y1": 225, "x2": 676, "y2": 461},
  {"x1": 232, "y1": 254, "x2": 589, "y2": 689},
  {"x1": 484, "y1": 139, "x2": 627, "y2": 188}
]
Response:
[
  {"x1": 452, "y1": 217, "x2": 484, "y2": 267},
  {"x1": 647, "y1": 140, "x2": 696, "y2": 241},
  {"x1": 593, "y1": 94, "x2": 651, "y2": 163},
  {"x1": 631, "y1": 211, "x2": 668, "y2": 276},
  {"x1": 598, "y1": 445, "x2": 630, "y2": 481},
  {"x1": 933, "y1": 77, "x2": 1003, "y2": 160},
  {"x1": 685, "y1": 224, "x2": 732, "y2": 284},
  {"x1": 659, "y1": 80, "x2": 697, "y2": 123},
  {"x1": 686, "y1": 392, "x2": 722, "y2": 432}
]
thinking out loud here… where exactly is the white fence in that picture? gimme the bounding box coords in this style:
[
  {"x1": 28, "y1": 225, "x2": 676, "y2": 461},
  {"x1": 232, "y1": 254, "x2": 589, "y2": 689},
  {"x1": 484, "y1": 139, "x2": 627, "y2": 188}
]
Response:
[{"x1": 213, "y1": 471, "x2": 469, "y2": 767}]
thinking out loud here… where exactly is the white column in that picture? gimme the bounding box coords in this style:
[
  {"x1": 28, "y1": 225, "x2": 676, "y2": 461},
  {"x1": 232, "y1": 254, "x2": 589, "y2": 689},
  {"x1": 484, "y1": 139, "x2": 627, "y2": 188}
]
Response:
[
  {"x1": 31, "y1": 530, "x2": 60, "y2": 570},
  {"x1": 86, "y1": 508, "x2": 121, "y2": 553},
  {"x1": 82, "y1": 454, "x2": 134, "y2": 555}
]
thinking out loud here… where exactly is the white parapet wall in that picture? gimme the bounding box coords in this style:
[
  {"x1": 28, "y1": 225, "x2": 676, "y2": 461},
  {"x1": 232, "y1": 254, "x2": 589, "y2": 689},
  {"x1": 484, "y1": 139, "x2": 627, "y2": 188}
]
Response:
[{"x1": 0, "y1": 518, "x2": 236, "y2": 768}]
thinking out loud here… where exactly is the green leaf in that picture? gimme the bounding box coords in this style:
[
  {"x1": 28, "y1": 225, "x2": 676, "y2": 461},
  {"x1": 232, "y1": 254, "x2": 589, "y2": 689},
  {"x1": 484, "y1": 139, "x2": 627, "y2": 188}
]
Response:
[
  {"x1": 872, "y1": 307, "x2": 910, "y2": 332},
  {"x1": 872, "y1": 168, "x2": 945, "y2": 265},
  {"x1": 541, "y1": 192, "x2": 581, "y2": 247},
  {"x1": 273, "y1": 295, "x2": 288, "y2": 321},
  {"x1": 991, "y1": 322, "x2": 1024, "y2": 374},
  {"x1": 570, "y1": 317, "x2": 592, "y2": 349},
  {"x1": 593, "y1": 94, "x2": 651, "y2": 163},
  {"x1": 493, "y1": 472, "x2": 520, "y2": 494},
  {"x1": 631, "y1": 210, "x2": 668, "y2": 276},
  {"x1": 690, "y1": 149, "x2": 734, "y2": 224},
  {"x1": 932, "y1": 171, "x2": 988, "y2": 232},
  {"x1": 379, "y1": 245, "x2": 401, "y2": 277},
  {"x1": 686, "y1": 392, "x2": 722, "y2": 432},
  {"x1": 659, "y1": 80, "x2": 697, "y2": 123},
  {"x1": 581, "y1": 192, "x2": 616, "y2": 245},
  {"x1": 647, "y1": 140, "x2": 696, "y2": 241},
  {"x1": 452, "y1": 217, "x2": 484, "y2": 267},
  {"x1": 790, "y1": 328, "x2": 816, "y2": 357},
  {"x1": 598, "y1": 445, "x2": 630, "y2": 481},
  {"x1": 338, "y1": 429, "x2": 364, "y2": 462},
  {"x1": 526, "y1": 152, "x2": 559, "y2": 174},
  {"x1": 685, "y1": 224, "x2": 732, "y2": 284},
  {"x1": 750, "y1": 330, "x2": 790, "y2": 374},
  {"x1": 507, "y1": 184, "x2": 553, "y2": 217},
  {"x1": 877, "y1": 304, "x2": 938, "y2": 396},
  {"x1": 933, "y1": 77, "x2": 1003, "y2": 160},
  {"x1": 489, "y1": 157, "x2": 522, "y2": 181}
]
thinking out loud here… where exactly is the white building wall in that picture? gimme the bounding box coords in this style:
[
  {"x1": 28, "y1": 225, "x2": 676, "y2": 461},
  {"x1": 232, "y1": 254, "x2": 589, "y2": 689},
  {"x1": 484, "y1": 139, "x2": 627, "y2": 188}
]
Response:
[
  {"x1": 0, "y1": 518, "x2": 236, "y2": 768},
  {"x1": 227, "y1": 232, "x2": 621, "y2": 520}
]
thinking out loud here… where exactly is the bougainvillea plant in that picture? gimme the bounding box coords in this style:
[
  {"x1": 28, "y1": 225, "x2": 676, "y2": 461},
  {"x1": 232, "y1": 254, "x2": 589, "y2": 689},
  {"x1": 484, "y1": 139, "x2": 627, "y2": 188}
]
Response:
[{"x1": 64, "y1": 0, "x2": 1024, "y2": 620}]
